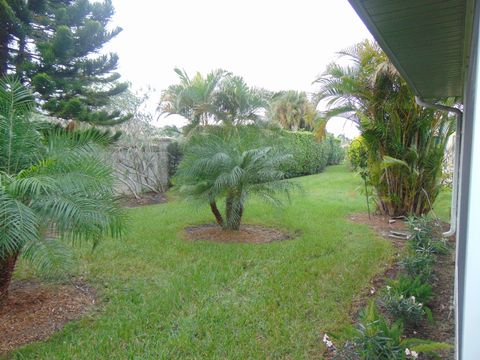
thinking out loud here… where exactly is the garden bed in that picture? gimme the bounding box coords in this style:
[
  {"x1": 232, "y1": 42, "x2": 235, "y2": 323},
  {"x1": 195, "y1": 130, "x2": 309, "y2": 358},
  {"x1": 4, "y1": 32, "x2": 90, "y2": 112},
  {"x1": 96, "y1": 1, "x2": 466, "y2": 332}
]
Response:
[
  {"x1": 184, "y1": 224, "x2": 294, "y2": 244},
  {"x1": 0, "y1": 280, "x2": 96, "y2": 354},
  {"x1": 119, "y1": 191, "x2": 168, "y2": 208},
  {"x1": 347, "y1": 213, "x2": 455, "y2": 359}
]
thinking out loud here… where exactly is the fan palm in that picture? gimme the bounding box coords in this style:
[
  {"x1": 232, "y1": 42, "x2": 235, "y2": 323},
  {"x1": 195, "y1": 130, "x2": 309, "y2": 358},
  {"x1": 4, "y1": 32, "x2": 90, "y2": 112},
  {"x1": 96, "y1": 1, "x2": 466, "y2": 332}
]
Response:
[
  {"x1": 0, "y1": 78, "x2": 124, "y2": 302},
  {"x1": 175, "y1": 129, "x2": 295, "y2": 230},
  {"x1": 314, "y1": 40, "x2": 455, "y2": 216}
]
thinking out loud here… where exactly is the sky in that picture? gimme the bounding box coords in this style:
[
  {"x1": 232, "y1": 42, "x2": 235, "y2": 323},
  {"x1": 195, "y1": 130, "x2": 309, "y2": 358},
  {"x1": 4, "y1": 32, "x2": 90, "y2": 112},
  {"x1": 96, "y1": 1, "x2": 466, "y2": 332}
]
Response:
[{"x1": 107, "y1": 0, "x2": 373, "y2": 138}]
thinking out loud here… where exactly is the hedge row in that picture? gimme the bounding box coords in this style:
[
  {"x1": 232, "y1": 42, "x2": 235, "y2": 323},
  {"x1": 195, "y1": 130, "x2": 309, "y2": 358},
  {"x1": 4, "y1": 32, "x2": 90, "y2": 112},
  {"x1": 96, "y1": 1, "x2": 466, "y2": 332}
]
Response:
[
  {"x1": 168, "y1": 128, "x2": 345, "y2": 181},
  {"x1": 279, "y1": 131, "x2": 345, "y2": 178}
]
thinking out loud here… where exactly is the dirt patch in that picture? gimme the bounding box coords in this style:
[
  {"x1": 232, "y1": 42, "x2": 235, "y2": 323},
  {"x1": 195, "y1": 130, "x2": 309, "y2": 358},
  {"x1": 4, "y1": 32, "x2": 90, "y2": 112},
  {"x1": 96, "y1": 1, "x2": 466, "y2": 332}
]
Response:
[
  {"x1": 184, "y1": 224, "x2": 294, "y2": 244},
  {"x1": 119, "y1": 191, "x2": 167, "y2": 208},
  {"x1": 346, "y1": 213, "x2": 455, "y2": 359},
  {"x1": 0, "y1": 280, "x2": 96, "y2": 354}
]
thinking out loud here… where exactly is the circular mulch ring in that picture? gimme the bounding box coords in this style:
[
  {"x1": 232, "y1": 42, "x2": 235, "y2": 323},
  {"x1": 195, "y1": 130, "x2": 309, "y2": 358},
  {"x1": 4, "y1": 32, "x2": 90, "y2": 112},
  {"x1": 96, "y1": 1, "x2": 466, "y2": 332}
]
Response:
[
  {"x1": 184, "y1": 224, "x2": 293, "y2": 244},
  {"x1": 0, "y1": 280, "x2": 96, "y2": 354}
]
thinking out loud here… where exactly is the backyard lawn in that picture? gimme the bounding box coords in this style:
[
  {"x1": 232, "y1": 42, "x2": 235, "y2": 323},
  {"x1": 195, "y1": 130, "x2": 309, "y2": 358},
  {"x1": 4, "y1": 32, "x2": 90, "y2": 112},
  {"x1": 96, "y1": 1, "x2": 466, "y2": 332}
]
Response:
[{"x1": 11, "y1": 165, "x2": 396, "y2": 359}]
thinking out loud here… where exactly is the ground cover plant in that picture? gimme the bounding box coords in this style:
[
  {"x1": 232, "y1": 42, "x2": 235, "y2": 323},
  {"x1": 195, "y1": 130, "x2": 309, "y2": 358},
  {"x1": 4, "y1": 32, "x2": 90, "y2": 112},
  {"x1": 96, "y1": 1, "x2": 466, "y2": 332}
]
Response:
[{"x1": 7, "y1": 165, "x2": 395, "y2": 358}]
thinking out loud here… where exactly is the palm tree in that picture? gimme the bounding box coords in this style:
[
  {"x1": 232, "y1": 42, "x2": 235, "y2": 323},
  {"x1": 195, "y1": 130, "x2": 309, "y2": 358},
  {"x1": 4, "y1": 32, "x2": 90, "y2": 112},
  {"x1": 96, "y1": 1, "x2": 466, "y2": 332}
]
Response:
[
  {"x1": 159, "y1": 68, "x2": 229, "y2": 133},
  {"x1": 0, "y1": 78, "x2": 124, "y2": 302},
  {"x1": 314, "y1": 40, "x2": 455, "y2": 216},
  {"x1": 214, "y1": 75, "x2": 270, "y2": 126},
  {"x1": 267, "y1": 90, "x2": 316, "y2": 131},
  {"x1": 175, "y1": 128, "x2": 295, "y2": 230},
  {"x1": 159, "y1": 69, "x2": 271, "y2": 133}
]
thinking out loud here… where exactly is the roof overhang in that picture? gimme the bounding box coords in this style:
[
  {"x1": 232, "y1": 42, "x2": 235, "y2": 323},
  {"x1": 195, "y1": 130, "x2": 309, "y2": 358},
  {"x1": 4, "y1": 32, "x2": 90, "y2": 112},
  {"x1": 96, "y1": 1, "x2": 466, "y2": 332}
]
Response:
[{"x1": 348, "y1": 0, "x2": 476, "y2": 99}]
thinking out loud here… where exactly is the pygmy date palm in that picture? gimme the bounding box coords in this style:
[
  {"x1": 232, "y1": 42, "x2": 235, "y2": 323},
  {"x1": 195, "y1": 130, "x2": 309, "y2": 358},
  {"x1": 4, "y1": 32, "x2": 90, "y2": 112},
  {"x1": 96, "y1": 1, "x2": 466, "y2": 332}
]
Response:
[
  {"x1": 175, "y1": 129, "x2": 295, "y2": 230},
  {"x1": 0, "y1": 78, "x2": 124, "y2": 302}
]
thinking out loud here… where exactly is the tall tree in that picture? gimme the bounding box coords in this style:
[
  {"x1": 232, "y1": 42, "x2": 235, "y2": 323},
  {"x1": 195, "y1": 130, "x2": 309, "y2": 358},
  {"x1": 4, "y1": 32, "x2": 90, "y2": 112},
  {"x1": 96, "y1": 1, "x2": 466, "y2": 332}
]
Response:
[
  {"x1": 159, "y1": 69, "x2": 270, "y2": 133},
  {"x1": 314, "y1": 40, "x2": 455, "y2": 216},
  {"x1": 267, "y1": 90, "x2": 316, "y2": 131},
  {"x1": 0, "y1": 0, "x2": 130, "y2": 126}
]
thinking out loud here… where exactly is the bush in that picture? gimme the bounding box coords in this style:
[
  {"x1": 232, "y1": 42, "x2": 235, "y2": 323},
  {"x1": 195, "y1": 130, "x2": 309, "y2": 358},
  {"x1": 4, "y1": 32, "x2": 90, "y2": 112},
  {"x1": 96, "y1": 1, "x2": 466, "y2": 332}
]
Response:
[
  {"x1": 400, "y1": 252, "x2": 434, "y2": 282},
  {"x1": 350, "y1": 302, "x2": 450, "y2": 359},
  {"x1": 278, "y1": 131, "x2": 344, "y2": 178},
  {"x1": 407, "y1": 216, "x2": 448, "y2": 255},
  {"x1": 324, "y1": 134, "x2": 346, "y2": 165},
  {"x1": 167, "y1": 140, "x2": 183, "y2": 179},
  {"x1": 379, "y1": 276, "x2": 433, "y2": 326},
  {"x1": 348, "y1": 136, "x2": 368, "y2": 171},
  {"x1": 277, "y1": 131, "x2": 328, "y2": 177}
]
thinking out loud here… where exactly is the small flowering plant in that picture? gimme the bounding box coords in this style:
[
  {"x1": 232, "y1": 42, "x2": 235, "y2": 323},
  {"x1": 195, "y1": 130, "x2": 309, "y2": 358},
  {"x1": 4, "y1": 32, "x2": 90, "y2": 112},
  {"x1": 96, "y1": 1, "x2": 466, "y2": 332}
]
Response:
[
  {"x1": 381, "y1": 289, "x2": 431, "y2": 326},
  {"x1": 380, "y1": 277, "x2": 433, "y2": 326}
]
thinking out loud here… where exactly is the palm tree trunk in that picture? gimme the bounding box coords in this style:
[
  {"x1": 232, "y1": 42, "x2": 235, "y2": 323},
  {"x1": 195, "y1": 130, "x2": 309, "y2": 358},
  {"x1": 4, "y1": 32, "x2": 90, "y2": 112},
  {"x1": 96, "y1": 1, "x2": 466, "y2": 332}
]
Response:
[
  {"x1": 209, "y1": 201, "x2": 224, "y2": 226},
  {"x1": 225, "y1": 195, "x2": 243, "y2": 231},
  {"x1": 0, "y1": 253, "x2": 19, "y2": 303}
]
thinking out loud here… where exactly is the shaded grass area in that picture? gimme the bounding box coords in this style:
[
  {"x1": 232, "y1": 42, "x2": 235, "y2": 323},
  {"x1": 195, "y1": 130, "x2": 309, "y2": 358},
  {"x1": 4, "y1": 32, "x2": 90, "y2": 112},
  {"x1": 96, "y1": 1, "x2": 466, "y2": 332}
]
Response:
[{"x1": 10, "y1": 166, "x2": 396, "y2": 359}]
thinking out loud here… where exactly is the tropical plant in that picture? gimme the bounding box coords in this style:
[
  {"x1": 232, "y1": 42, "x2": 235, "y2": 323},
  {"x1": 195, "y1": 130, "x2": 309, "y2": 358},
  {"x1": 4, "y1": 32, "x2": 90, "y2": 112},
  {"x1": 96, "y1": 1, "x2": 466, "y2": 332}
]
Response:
[
  {"x1": 380, "y1": 277, "x2": 434, "y2": 326},
  {"x1": 407, "y1": 216, "x2": 448, "y2": 255},
  {"x1": 348, "y1": 136, "x2": 369, "y2": 171},
  {"x1": 314, "y1": 40, "x2": 455, "y2": 216},
  {"x1": 268, "y1": 90, "x2": 316, "y2": 131},
  {"x1": 159, "y1": 68, "x2": 229, "y2": 133},
  {"x1": 400, "y1": 252, "x2": 434, "y2": 282},
  {"x1": 159, "y1": 69, "x2": 271, "y2": 134},
  {"x1": 0, "y1": 78, "x2": 124, "y2": 302},
  {"x1": 353, "y1": 302, "x2": 450, "y2": 359},
  {"x1": 175, "y1": 128, "x2": 295, "y2": 230}
]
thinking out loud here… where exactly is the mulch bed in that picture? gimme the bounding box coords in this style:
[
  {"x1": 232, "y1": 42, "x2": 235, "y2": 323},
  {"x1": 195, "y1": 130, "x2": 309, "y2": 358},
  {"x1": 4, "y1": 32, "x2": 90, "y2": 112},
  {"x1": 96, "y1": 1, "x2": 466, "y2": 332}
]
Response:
[
  {"x1": 0, "y1": 280, "x2": 96, "y2": 354},
  {"x1": 346, "y1": 213, "x2": 456, "y2": 359},
  {"x1": 119, "y1": 191, "x2": 168, "y2": 208},
  {"x1": 184, "y1": 224, "x2": 294, "y2": 244}
]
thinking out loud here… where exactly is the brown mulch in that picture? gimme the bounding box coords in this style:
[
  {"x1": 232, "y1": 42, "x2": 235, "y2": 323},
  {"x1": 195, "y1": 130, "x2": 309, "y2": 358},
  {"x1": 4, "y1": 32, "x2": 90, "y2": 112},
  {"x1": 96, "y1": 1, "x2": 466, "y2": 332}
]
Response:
[
  {"x1": 345, "y1": 213, "x2": 456, "y2": 359},
  {"x1": 184, "y1": 224, "x2": 294, "y2": 244},
  {"x1": 119, "y1": 191, "x2": 168, "y2": 208},
  {"x1": 0, "y1": 280, "x2": 96, "y2": 354}
]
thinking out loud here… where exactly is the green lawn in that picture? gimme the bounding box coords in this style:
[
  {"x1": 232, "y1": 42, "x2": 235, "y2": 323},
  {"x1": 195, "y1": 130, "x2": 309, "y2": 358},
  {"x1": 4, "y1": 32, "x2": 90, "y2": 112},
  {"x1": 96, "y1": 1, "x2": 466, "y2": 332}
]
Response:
[{"x1": 11, "y1": 165, "x2": 397, "y2": 359}]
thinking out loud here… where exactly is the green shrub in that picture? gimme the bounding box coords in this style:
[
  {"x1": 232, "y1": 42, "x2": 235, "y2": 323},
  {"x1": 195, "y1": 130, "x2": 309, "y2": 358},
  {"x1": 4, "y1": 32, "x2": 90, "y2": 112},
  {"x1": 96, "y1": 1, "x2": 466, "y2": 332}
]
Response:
[
  {"x1": 380, "y1": 276, "x2": 433, "y2": 326},
  {"x1": 167, "y1": 140, "x2": 183, "y2": 179},
  {"x1": 348, "y1": 136, "x2": 368, "y2": 171},
  {"x1": 279, "y1": 131, "x2": 329, "y2": 178},
  {"x1": 400, "y1": 252, "x2": 434, "y2": 282},
  {"x1": 351, "y1": 302, "x2": 451, "y2": 359},
  {"x1": 324, "y1": 134, "x2": 346, "y2": 165},
  {"x1": 278, "y1": 131, "x2": 345, "y2": 178},
  {"x1": 354, "y1": 302, "x2": 405, "y2": 359},
  {"x1": 407, "y1": 216, "x2": 448, "y2": 255}
]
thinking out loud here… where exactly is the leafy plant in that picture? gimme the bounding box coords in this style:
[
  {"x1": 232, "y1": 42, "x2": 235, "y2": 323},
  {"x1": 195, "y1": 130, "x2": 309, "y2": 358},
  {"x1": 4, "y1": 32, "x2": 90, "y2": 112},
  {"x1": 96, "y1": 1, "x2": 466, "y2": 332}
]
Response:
[
  {"x1": 400, "y1": 252, "x2": 434, "y2": 282},
  {"x1": 175, "y1": 128, "x2": 296, "y2": 230},
  {"x1": 348, "y1": 136, "x2": 369, "y2": 171},
  {"x1": 353, "y1": 302, "x2": 451, "y2": 359},
  {"x1": 0, "y1": 78, "x2": 124, "y2": 302},
  {"x1": 314, "y1": 40, "x2": 455, "y2": 216},
  {"x1": 380, "y1": 276, "x2": 433, "y2": 326},
  {"x1": 407, "y1": 216, "x2": 448, "y2": 255}
]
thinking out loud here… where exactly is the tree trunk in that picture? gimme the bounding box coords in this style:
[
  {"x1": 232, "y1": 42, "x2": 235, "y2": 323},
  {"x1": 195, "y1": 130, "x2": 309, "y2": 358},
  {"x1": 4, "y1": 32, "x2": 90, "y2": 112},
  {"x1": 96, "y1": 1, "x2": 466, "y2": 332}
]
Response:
[
  {"x1": 225, "y1": 195, "x2": 243, "y2": 231},
  {"x1": 209, "y1": 201, "x2": 224, "y2": 227},
  {"x1": 0, "y1": 30, "x2": 9, "y2": 76},
  {"x1": 0, "y1": 253, "x2": 19, "y2": 304}
]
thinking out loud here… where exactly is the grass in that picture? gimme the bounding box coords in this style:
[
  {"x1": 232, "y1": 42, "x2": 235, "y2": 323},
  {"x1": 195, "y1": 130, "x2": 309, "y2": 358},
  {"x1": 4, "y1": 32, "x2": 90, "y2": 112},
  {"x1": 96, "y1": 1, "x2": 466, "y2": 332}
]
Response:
[{"x1": 10, "y1": 165, "x2": 398, "y2": 359}]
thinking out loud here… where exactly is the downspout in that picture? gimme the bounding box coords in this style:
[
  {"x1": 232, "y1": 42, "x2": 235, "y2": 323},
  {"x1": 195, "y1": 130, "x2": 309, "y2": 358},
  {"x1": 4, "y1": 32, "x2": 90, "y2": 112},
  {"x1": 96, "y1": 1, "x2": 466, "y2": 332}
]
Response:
[{"x1": 415, "y1": 96, "x2": 462, "y2": 237}]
